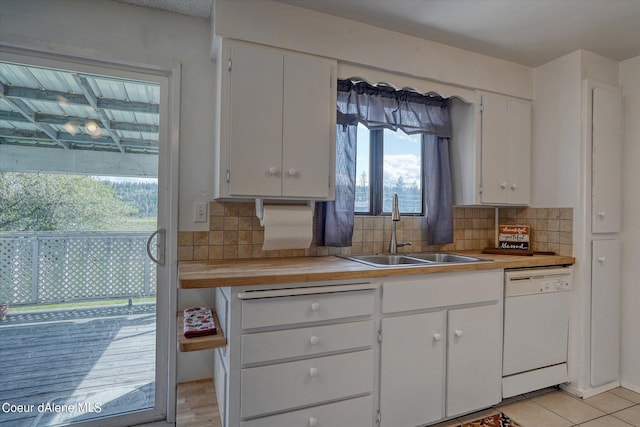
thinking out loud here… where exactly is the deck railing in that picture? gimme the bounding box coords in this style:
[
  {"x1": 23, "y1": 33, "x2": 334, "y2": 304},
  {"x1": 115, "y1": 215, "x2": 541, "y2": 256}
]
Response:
[{"x1": 0, "y1": 231, "x2": 157, "y2": 306}]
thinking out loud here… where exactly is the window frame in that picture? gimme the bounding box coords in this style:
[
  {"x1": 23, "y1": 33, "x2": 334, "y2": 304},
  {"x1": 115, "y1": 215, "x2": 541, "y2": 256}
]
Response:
[{"x1": 360, "y1": 127, "x2": 426, "y2": 216}]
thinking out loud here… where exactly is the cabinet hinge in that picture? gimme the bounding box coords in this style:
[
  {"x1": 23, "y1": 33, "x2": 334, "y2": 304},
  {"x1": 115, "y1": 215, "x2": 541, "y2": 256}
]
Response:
[
  {"x1": 479, "y1": 184, "x2": 483, "y2": 194},
  {"x1": 226, "y1": 170, "x2": 231, "y2": 183},
  {"x1": 227, "y1": 58, "x2": 232, "y2": 72},
  {"x1": 480, "y1": 103, "x2": 484, "y2": 112},
  {"x1": 376, "y1": 410, "x2": 382, "y2": 424},
  {"x1": 377, "y1": 329, "x2": 383, "y2": 343}
]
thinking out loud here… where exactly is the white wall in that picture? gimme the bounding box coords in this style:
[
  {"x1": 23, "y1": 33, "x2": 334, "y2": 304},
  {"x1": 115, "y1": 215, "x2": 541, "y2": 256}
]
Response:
[
  {"x1": 0, "y1": 0, "x2": 215, "y2": 382},
  {"x1": 213, "y1": 0, "x2": 533, "y2": 100},
  {"x1": 620, "y1": 56, "x2": 640, "y2": 393}
]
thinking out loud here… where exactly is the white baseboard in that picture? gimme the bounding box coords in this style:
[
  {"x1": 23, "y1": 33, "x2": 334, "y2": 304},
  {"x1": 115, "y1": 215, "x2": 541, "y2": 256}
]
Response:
[{"x1": 561, "y1": 380, "x2": 621, "y2": 398}]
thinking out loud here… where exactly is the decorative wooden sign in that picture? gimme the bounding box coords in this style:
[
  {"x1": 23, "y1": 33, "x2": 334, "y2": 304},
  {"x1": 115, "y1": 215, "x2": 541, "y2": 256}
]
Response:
[{"x1": 498, "y1": 225, "x2": 530, "y2": 250}]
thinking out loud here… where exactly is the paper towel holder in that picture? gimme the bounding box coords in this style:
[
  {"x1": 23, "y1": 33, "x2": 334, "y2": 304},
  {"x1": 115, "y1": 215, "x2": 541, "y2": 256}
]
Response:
[{"x1": 255, "y1": 198, "x2": 315, "y2": 227}]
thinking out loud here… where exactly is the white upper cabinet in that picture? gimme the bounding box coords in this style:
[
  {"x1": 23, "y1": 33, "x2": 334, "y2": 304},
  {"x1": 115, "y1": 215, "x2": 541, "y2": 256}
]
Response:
[
  {"x1": 215, "y1": 39, "x2": 336, "y2": 200},
  {"x1": 450, "y1": 92, "x2": 532, "y2": 206},
  {"x1": 591, "y1": 86, "x2": 622, "y2": 234},
  {"x1": 480, "y1": 92, "x2": 531, "y2": 205}
]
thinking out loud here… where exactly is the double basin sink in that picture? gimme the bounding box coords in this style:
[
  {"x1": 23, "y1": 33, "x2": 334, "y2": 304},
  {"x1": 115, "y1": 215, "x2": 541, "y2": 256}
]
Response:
[{"x1": 342, "y1": 252, "x2": 488, "y2": 268}]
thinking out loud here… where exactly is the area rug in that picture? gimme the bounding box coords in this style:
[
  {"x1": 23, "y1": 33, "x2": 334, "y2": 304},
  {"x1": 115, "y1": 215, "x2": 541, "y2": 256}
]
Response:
[{"x1": 461, "y1": 412, "x2": 523, "y2": 427}]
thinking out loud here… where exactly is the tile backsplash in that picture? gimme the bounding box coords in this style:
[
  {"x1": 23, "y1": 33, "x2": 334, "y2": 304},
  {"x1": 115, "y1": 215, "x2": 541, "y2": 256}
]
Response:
[{"x1": 178, "y1": 202, "x2": 572, "y2": 261}]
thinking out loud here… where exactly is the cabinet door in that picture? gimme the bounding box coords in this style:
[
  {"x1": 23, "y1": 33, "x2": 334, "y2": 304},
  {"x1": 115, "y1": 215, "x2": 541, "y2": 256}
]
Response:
[
  {"x1": 447, "y1": 303, "x2": 501, "y2": 417},
  {"x1": 591, "y1": 239, "x2": 621, "y2": 387},
  {"x1": 480, "y1": 93, "x2": 508, "y2": 204},
  {"x1": 380, "y1": 311, "x2": 446, "y2": 427},
  {"x1": 506, "y1": 98, "x2": 531, "y2": 204},
  {"x1": 228, "y1": 43, "x2": 283, "y2": 197},
  {"x1": 282, "y1": 53, "x2": 332, "y2": 198},
  {"x1": 592, "y1": 87, "x2": 622, "y2": 233},
  {"x1": 480, "y1": 93, "x2": 531, "y2": 205}
]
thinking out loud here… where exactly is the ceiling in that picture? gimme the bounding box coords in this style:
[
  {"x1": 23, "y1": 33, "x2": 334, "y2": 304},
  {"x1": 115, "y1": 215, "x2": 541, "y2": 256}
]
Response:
[{"x1": 117, "y1": 0, "x2": 640, "y2": 67}]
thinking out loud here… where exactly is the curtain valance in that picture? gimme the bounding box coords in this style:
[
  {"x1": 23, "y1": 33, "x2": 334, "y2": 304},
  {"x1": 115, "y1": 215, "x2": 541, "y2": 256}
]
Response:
[{"x1": 336, "y1": 79, "x2": 451, "y2": 137}]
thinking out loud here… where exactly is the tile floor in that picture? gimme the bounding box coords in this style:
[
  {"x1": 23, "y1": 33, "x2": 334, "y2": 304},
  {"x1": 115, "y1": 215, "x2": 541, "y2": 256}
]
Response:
[
  {"x1": 435, "y1": 387, "x2": 640, "y2": 427},
  {"x1": 176, "y1": 381, "x2": 640, "y2": 427}
]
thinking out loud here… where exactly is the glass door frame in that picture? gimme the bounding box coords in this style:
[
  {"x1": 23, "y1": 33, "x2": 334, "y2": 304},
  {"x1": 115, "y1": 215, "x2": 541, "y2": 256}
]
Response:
[{"x1": 0, "y1": 46, "x2": 180, "y2": 427}]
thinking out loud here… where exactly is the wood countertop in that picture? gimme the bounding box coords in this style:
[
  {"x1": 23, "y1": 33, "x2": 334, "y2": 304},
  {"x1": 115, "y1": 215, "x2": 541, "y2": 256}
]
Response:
[{"x1": 178, "y1": 252, "x2": 575, "y2": 289}]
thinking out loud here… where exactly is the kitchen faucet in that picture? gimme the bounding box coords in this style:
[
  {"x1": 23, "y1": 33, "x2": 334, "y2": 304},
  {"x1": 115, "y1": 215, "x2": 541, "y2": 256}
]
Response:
[{"x1": 389, "y1": 193, "x2": 412, "y2": 254}]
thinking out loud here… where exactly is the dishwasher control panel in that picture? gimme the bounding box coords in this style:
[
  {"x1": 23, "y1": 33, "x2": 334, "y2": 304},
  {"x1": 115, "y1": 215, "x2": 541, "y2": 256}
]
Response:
[
  {"x1": 541, "y1": 279, "x2": 571, "y2": 292},
  {"x1": 505, "y1": 267, "x2": 573, "y2": 297}
]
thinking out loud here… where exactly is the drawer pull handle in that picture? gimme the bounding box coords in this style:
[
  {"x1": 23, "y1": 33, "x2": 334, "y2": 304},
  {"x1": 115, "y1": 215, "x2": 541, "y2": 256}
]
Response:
[
  {"x1": 310, "y1": 302, "x2": 320, "y2": 311},
  {"x1": 309, "y1": 417, "x2": 318, "y2": 427},
  {"x1": 309, "y1": 336, "x2": 320, "y2": 345},
  {"x1": 309, "y1": 367, "x2": 319, "y2": 377},
  {"x1": 433, "y1": 333, "x2": 442, "y2": 341},
  {"x1": 454, "y1": 329, "x2": 463, "y2": 338}
]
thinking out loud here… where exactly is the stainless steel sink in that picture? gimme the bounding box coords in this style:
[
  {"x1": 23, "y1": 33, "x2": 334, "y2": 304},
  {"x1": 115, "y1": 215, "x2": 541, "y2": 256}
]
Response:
[
  {"x1": 342, "y1": 252, "x2": 489, "y2": 267},
  {"x1": 342, "y1": 254, "x2": 434, "y2": 267},
  {"x1": 407, "y1": 253, "x2": 489, "y2": 263}
]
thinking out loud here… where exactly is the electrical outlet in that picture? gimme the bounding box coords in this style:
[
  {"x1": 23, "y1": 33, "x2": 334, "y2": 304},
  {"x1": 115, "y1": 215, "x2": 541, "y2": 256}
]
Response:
[{"x1": 194, "y1": 202, "x2": 208, "y2": 223}]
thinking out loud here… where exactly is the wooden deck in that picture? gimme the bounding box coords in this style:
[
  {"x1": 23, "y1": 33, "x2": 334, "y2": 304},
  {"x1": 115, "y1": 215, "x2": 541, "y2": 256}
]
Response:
[{"x1": 0, "y1": 304, "x2": 156, "y2": 427}]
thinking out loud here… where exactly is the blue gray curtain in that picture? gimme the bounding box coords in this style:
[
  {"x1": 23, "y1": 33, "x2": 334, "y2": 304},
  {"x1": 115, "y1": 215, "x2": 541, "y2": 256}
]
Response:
[
  {"x1": 424, "y1": 134, "x2": 453, "y2": 244},
  {"x1": 317, "y1": 80, "x2": 453, "y2": 247}
]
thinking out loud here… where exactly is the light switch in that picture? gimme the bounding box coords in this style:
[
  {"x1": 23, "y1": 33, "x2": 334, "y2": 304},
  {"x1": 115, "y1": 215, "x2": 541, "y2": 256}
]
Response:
[{"x1": 194, "y1": 202, "x2": 208, "y2": 223}]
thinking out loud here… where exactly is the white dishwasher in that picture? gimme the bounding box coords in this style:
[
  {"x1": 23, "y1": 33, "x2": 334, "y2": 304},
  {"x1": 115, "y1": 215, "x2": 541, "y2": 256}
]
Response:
[{"x1": 502, "y1": 267, "x2": 573, "y2": 398}]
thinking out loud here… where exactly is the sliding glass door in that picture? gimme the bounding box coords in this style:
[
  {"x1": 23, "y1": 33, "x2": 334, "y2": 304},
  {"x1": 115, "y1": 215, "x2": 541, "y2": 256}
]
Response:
[{"x1": 0, "y1": 52, "x2": 177, "y2": 427}]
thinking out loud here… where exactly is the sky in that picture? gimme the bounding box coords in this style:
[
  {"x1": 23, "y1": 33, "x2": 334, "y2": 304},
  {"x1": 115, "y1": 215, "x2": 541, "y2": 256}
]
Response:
[{"x1": 356, "y1": 123, "x2": 421, "y2": 188}]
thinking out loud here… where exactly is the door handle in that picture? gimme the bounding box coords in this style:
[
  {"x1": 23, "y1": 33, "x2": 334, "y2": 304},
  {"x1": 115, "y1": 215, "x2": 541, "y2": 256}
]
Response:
[{"x1": 146, "y1": 228, "x2": 166, "y2": 266}]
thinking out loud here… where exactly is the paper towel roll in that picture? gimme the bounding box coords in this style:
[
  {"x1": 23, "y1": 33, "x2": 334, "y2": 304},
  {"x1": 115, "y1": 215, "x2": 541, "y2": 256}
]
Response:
[{"x1": 262, "y1": 205, "x2": 313, "y2": 251}]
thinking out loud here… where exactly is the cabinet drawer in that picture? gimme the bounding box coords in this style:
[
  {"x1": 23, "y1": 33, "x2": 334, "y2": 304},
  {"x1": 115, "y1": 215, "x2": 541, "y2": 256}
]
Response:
[
  {"x1": 241, "y1": 289, "x2": 374, "y2": 330},
  {"x1": 241, "y1": 320, "x2": 374, "y2": 365},
  {"x1": 240, "y1": 350, "x2": 374, "y2": 418},
  {"x1": 240, "y1": 395, "x2": 373, "y2": 427},
  {"x1": 382, "y1": 270, "x2": 502, "y2": 314}
]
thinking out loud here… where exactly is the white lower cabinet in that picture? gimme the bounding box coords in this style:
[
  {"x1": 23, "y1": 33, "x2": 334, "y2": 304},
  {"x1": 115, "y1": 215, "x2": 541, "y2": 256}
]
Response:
[
  {"x1": 215, "y1": 283, "x2": 378, "y2": 427},
  {"x1": 446, "y1": 304, "x2": 502, "y2": 417},
  {"x1": 239, "y1": 395, "x2": 374, "y2": 427},
  {"x1": 379, "y1": 270, "x2": 503, "y2": 426},
  {"x1": 380, "y1": 311, "x2": 446, "y2": 427},
  {"x1": 215, "y1": 272, "x2": 503, "y2": 427}
]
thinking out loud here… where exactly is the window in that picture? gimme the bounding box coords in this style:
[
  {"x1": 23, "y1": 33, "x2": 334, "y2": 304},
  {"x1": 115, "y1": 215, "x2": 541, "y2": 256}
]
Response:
[{"x1": 355, "y1": 123, "x2": 424, "y2": 215}]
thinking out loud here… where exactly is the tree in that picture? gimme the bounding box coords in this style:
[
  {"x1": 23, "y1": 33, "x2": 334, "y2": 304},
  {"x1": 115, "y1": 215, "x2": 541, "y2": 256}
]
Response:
[{"x1": 0, "y1": 172, "x2": 135, "y2": 231}]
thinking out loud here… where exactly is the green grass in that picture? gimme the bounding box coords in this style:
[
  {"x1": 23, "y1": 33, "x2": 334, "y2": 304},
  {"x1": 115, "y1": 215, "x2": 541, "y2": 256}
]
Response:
[
  {"x1": 9, "y1": 297, "x2": 156, "y2": 312},
  {"x1": 107, "y1": 217, "x2": 157, "y2": 231}
]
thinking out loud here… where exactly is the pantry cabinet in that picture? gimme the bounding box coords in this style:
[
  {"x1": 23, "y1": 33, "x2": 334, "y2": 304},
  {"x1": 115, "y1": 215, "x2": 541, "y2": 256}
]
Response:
[
  {"x1": 591, "y1": 86, "x2": 622, "y2": 234},
  {"x1": 450, "y1": 92, "x2": 531, "y2": 206},
  {"x1": 590, "y1": 239, "x2": 621, "y2": 387},
  {"x1": 379, "y1": 270, "x2": 503, "y2": 426},
  {"x1": 214, "y1": 39, "x2": 336, "y2": 200}
]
